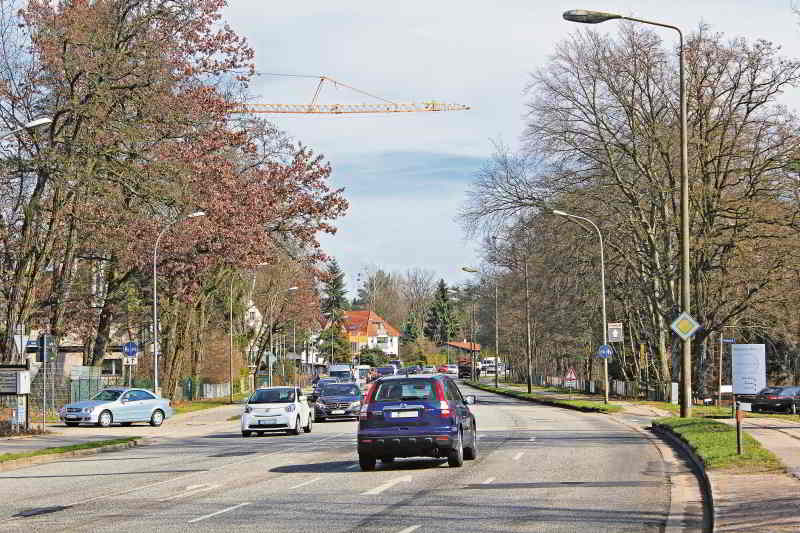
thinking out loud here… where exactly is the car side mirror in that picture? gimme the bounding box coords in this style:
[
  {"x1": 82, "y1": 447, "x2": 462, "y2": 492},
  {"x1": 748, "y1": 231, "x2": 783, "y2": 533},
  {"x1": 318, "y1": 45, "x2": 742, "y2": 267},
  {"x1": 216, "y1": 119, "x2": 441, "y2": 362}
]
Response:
[
  {"x1": 465, "y1": 395, "x2": 477, "y2": 405},
  {"x1": 120, "y1": 399, "x2": 128, "y2": 404}
]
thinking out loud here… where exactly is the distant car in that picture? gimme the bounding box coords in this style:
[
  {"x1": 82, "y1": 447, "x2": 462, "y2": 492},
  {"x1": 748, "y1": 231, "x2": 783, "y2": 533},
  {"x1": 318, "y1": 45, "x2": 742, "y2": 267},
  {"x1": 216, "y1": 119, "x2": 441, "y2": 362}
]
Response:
[
  {"x1": 437, "y1": 365, "x2": 448, "y2": 373},
  {"x1": 59, "y1": 388, "x2": 172, "y2": 427},
  {"x1": 751, "y1": 386, "x2": 800, "y2": 413},
  {"x1": 357, "y1": 374, "x2": 478, "y2": 471},
  {"x1": 241, "y1": 386, "x2": 312, "y2": 437},
  {"x1": 314, "y1": 382, "x2": 363, "y2": 422},
  {"x1": 309, "y1": 377, "x2": 340, "y2": 402},
  {"x1": 376, "y1": 366, "x2": 396, "y2": 377},
  {"x1": 422, "y1": 366, "x2": 436, "y2": 374},
  {"x1": 446, "y1": 364, "x2": 458, "y2": 376}
]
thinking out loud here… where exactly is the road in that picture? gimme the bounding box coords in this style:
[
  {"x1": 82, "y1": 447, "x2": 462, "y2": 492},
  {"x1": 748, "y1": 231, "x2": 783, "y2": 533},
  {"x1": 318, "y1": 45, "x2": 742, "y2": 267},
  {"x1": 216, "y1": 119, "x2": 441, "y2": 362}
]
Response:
[{"x1": 0, "y1": 382, "x2": 702, "y2": 532}]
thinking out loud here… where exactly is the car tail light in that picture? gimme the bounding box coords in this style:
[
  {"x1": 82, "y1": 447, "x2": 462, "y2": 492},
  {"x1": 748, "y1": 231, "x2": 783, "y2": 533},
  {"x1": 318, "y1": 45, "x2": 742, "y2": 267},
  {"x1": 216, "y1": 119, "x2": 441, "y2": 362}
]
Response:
[
  {"x1": 435, "y1": 381, "x2": 451, "y2": 418},
  {"x1": 767, "y1": 396, "x2": 780, "y2": 400},
  {"x1": 360, "y1": 383, "x2": 376, "y2": 420}
]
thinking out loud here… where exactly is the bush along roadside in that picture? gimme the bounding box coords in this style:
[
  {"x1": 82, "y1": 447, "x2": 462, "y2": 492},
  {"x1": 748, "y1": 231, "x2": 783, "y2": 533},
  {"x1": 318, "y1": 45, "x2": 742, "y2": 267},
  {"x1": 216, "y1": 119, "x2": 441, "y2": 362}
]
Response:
[
  {"x1": 0, "y1": 437, "x2": 141, "y2": 464},
  {"x1": 652, "y1": 417, "x2": 782, "y2": 472},
  {"x1": 466, "y1": 381, "x2": 623, "y2": 414}
]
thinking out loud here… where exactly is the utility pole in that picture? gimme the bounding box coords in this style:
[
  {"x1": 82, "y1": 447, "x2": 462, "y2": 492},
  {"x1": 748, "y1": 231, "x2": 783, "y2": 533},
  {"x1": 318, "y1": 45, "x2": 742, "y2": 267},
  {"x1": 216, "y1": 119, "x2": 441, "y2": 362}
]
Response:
[{"x1": 524, "y1": 258, "x2": 532, "y2": 394}]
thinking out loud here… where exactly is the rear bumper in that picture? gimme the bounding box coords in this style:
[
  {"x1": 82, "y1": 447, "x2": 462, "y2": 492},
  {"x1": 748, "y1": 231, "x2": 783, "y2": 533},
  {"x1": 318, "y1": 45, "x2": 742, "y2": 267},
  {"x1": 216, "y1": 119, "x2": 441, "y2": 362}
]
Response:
[{"x1": 357, "y1": 433, "x2": 454, "y2": 458}]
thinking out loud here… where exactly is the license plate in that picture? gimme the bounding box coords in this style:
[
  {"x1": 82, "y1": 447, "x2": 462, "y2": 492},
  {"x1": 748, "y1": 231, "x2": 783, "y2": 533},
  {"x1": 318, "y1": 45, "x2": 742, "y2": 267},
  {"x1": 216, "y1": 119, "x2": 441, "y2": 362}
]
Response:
[
  {"x1": 331, "y1": 410, "x2": 345, "y2": 414},
  {"x1": 390, "y1": 410, "x2": 418, "y2": 418},
  {"x1": 259, "y1": 418, "x2": 275, "y2": 425},
  {"x1": 66, "y1": 415, "x2": 77, "y2": 419}
]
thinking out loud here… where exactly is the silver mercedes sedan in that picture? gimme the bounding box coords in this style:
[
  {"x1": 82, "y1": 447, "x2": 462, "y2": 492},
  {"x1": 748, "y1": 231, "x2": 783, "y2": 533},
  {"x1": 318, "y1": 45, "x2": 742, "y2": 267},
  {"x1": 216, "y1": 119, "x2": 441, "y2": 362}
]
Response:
[{"x1": 58, "y1": 387, "x2": 173, "y2": 427}]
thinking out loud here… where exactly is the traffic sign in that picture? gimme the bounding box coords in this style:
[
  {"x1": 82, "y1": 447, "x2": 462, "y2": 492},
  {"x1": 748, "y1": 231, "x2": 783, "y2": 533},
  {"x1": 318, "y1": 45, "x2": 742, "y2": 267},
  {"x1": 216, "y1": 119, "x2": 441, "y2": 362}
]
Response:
[
  {"x1": 595, "y1": 344, "x2": 613, "y2": 359},
  {"x1": 122, "y1": 341, "x2": 138, "y2": 357},
  {"x1": 670, "y1": 312, "x2": 701, "y2": 341},
  {"x1": 123, "y1": 356, "x2": 137, "y2": 366},
  {"x1": 607, "y1": 322, "x2": 624, "y2": 343},
  {"x1": 722, "y1": 338, "x2": 736, "y2": 343},
  {"x1": 565, "y1": 367, "x2": 577, "y2": 383}
]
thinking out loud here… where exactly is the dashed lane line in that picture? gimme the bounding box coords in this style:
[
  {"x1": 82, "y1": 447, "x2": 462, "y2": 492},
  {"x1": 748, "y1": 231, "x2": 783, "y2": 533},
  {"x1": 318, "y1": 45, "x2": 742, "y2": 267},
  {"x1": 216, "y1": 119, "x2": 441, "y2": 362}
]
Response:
[
  {"x1": 482, "y1": 477, "x2": 495, "y2": 484},
  {"x1": 362, "y1": 475, "x2": 413, "y2": 496},
  {"x1": 288, "y1": 477, "x2": 321, "y2": 490},
  {"x1": 397, "y1": 526, "x2": 421, "y2": 533},
  {"x1": 513, "y1": 452, "x2": 524, "y2": 461},
  {"x1": 160, "y1": 484, "x2": 219, "y2": 502},
  {"x1": 188, "y1": 502, "x2": 250, "y2": 524}
]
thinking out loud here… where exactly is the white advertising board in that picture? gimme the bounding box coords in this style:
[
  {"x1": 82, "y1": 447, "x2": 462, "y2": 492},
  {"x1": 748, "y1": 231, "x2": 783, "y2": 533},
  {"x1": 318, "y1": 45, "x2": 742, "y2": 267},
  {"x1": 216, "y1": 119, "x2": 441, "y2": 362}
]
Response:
[{"x1": 731, "y1": 344, "x2": 766, "y2": 395}]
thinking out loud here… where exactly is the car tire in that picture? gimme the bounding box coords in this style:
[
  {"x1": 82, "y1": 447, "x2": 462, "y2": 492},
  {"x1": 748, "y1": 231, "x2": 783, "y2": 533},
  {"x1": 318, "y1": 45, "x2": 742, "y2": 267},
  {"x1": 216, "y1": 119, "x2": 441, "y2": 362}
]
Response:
[
  {"x1": 289, "y1": 416, "x2": 301, "y2": 435},
  {"x1": 464, "y1": 431, "x2": 478, "y2": 460},
  {"x1": 242, "y1": 430, "x2": 251, "y2": 438},
  {"x1": 304, "y1": 415, "x2": 313, "y2": 433},
  {"x1": 359, "y1": 454, "x2": 376, "y2": 471},
  {"x1": 97, "y1": 410, "x2": 113, "y2": 428},
  {"x1": 380, "y1": 456, "x2": 395, "y2": 463},
  {"x1": 149, "y1": 409, "x2": 165, "y2": 427},
  {"x1": 448, "y1": 430, "x2": 464, "y2": 467},
  {"x1": 64, "y1": 422, "x2": 80, "y2": 427}
]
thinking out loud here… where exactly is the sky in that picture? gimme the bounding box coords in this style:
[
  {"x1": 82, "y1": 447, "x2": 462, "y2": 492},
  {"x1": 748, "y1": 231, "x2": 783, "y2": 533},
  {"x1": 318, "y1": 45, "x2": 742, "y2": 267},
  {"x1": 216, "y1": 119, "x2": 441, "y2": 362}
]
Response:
[{"x1": 222, "y1": 0, "x2": 800, "y2": 296}]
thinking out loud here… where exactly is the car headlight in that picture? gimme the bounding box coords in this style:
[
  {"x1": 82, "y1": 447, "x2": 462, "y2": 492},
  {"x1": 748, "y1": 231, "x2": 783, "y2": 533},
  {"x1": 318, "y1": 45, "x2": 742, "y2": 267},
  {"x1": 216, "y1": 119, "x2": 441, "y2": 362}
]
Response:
[
  {"x1": 315, "y1": 401, "x2": 326, "y2": 408},
  {"x1": 285, "y1": 404, "x2": 296, "y2": 413},
  {"x1": 350, "y1": 401, "x2": 361, "y2": 407},
  {"x1": 244, "y1": 405, "x2": 252, "y2": 414},
  {"x1": 82, "y1": 407, "x2": 93, "y2": 413}
]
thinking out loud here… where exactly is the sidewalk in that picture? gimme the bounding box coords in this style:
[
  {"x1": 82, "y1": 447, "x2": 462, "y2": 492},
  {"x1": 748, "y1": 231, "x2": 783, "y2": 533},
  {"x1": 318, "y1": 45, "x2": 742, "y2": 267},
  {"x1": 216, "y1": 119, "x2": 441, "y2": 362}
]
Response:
[
  {"x1": 0, "y1": 401, "x2": 242, "y2": 457},
  {"x1": 479, "y1": 380, "x2": 800, "y2": 532}
]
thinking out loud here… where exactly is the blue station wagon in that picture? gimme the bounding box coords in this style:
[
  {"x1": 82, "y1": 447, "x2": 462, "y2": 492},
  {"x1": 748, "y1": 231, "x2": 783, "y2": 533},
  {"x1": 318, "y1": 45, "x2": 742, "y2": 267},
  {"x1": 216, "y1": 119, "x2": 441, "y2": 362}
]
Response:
[
  {"x1": 59, "y1": 387, "x2": 173, "y2": 427},
  {"x1": 357, "y1": 375, "x2": 477, "y2": 471}
]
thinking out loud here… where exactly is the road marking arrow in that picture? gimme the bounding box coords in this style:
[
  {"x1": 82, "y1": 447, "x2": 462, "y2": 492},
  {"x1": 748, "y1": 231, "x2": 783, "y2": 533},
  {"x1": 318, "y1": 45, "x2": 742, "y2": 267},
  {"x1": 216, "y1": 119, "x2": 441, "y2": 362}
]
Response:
[{"x1": 362, "y1": 475, "x2": 412, "y2": 495}]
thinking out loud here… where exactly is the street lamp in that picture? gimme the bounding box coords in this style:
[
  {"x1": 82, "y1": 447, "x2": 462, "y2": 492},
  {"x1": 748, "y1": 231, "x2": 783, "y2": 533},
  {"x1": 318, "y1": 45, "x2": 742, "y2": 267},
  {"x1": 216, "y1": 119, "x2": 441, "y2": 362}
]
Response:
[
  {"x1": 563, "y1": 9, "x2": 691, "y2": 417},
  {"x1": 1, "y1": 117, "x2": 53, "y2": 140},
  {"x1": 551, "y1": 209, "x2": 609, "y2": 404},
  {"x1": 152, "y1": 210, "x2": 205, "y2": 394}
]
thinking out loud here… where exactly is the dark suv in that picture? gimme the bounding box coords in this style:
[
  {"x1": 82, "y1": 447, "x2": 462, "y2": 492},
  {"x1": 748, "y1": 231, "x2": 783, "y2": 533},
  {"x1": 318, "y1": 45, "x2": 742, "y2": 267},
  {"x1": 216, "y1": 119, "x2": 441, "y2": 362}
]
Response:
[
  {"x1": 357, "y1": 375, "x2": 478, "y2": 471},
  {"x1": 751, "y1": 386, "x2": 800, "y2": 413},
  {"x1": 314, "y1": 382, "x2": 363, "y2": 422}
]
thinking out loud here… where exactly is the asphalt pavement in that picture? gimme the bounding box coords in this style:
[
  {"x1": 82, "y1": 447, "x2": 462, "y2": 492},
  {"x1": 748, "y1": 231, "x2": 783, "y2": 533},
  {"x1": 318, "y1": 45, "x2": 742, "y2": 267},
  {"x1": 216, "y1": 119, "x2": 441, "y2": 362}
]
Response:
[{"x1": 0, "y1": 382, "x2": 703, "y2": 532}]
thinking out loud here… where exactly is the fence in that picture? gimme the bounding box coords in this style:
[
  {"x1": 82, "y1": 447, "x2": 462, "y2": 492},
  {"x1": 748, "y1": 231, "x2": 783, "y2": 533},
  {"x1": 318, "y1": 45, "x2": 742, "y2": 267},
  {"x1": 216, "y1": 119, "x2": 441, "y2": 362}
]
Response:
[{"x1": 527, "y1": 374, "x2": 672, "y2": 402}]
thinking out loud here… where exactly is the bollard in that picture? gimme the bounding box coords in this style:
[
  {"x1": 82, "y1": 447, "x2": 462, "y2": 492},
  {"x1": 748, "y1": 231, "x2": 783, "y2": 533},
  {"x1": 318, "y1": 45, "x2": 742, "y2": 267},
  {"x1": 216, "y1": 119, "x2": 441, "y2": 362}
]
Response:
[{"x1": 735, "y1": 402, "x2": 744, "y2": 455}]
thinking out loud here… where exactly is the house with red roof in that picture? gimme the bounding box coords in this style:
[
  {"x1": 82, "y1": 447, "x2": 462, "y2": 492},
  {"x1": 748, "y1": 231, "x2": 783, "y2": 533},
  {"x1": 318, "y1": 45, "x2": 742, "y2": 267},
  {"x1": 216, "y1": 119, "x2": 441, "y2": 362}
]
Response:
[{"x1": 342, "y1": 310, "x2": 400, "y2": 356}]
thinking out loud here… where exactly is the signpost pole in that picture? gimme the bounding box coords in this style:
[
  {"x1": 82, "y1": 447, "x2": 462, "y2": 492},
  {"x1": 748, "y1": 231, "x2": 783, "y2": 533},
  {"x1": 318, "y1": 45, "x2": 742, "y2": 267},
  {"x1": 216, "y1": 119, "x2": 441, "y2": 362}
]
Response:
[{"x1": 718, "y1": 333, "x2": 723, "y2": 407}]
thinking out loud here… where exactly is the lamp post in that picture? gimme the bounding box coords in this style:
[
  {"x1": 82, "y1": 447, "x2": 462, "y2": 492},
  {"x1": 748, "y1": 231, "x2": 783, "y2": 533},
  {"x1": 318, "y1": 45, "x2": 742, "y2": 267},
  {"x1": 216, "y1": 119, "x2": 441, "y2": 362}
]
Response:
[
  {"x1": 563, "y1": 9, "x2": 691, "y2": 416},
  {"x1": 152, "y1": 211, "x2": 205, "y2": 394},
  {"x1": 552, "y1": 209, "x2": 609, "y2": 404}
]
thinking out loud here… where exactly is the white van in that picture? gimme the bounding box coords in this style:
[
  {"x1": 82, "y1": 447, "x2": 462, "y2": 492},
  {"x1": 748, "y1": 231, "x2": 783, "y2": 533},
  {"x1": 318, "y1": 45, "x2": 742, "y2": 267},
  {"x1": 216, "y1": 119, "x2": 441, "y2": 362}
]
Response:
[{"x1": 328, "y1": 364, "x2": 354, "y2": 382}]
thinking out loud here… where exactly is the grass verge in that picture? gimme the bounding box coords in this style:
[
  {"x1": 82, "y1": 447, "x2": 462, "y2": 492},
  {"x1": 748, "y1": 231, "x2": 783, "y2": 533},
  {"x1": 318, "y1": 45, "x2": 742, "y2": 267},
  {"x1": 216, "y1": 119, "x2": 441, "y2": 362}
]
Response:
[
  {"x1": 173, "y1": 394, "x2": 246, "y2": 416},
  {"x1": 467, "y1": 382, "x2": 623, "y2": 414},
  {"x1": 653, "y1": 417, "x2": 781, "y2": 472},
  {"x1": 0, "y1": 437, "x2": 140, "y2": 464}
]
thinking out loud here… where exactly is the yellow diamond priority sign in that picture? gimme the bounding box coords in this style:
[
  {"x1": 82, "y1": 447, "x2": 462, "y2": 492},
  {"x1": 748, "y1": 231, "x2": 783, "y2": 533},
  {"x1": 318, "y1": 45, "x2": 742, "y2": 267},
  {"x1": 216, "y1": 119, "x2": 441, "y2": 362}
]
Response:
[{"x1": 670, "y1": 312, "x2": 700, "y2": 340}]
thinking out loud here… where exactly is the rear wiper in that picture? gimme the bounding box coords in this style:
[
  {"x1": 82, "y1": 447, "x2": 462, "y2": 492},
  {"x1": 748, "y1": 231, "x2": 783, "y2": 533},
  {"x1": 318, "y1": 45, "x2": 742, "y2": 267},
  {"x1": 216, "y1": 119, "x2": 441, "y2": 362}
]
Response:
[{"x1": 400, "y1": 396, "x2": 424, "y2": 401}]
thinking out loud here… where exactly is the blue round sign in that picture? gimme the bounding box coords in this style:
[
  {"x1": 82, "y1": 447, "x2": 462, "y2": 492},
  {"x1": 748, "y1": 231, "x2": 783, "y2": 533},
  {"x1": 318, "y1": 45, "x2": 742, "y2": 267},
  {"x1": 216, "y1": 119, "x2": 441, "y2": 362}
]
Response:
[
  {"x1": 122, "y1": 341, "x2": 138, "y2": 357},
  {"x1": 595, "y1": 344, "x2": 613, "y2": 359}
]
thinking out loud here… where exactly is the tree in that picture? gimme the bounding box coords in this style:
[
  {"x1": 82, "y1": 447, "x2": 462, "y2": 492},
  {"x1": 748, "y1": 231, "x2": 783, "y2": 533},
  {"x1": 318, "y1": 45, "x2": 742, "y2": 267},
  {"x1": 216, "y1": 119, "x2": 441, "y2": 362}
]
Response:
[
  {"x1": 316, "y1": 319, "x2": 350, "y2": 364},
  {"x1": 424, "y1": 280, "x2": 459, "y2": 345},
  {"x1": 321, "y1": 260, "x2": 348, "y2": 320}
]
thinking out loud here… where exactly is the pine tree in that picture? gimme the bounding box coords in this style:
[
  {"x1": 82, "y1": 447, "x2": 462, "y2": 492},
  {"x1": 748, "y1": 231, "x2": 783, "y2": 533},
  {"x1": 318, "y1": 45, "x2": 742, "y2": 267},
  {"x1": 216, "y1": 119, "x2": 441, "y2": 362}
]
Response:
[
  {"x1": 424, "y1": 279, "x2": 458, "y2": 344},
  {"x1": 403, "y1": 311, "x2": 421, "y2": 342},
  {"x1": 321, "y1": 260, "x2": 348, "y2": 320}
]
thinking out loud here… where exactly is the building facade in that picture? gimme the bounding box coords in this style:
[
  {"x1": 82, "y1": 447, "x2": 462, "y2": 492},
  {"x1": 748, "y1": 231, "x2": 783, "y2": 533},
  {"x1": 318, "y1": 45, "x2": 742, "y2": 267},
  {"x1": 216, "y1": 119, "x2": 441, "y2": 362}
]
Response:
[{"x1": 342, "y1": 310, "x2": 400, "y2": 356}]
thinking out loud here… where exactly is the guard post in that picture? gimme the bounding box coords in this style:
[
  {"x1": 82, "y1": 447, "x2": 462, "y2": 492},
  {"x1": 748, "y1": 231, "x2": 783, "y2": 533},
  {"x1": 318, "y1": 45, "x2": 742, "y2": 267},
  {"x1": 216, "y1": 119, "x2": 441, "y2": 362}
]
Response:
[{"x1": 735, "y1": 401, "x2": 744, "y2": 455}]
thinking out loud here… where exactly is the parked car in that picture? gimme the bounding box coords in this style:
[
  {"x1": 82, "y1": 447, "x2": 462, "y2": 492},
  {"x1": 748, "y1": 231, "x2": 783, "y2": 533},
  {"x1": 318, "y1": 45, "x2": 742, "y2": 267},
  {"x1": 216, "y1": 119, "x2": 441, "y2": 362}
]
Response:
[
  {"x1": 446, "y1": 364, "x2": 458, "y2": 376},
  {"x1": 241, "y1": 386, "x2": 312, "y2": 437},
  {"x1": 751, "y1": 386, "x2": 800, "y2": 413},
  {"x1": 437, "y1": 365, "x2": 448, "y2": 373},
  {"x1": 314, "y1": 382, "x2": 363, "y2": 422},
  {"x1": 59, "y1": 388, "x2": 172, "y2": 427},
  {"x1": 357, "y1": 374, "x2": 478, "y2": 471},
  {"x1": 422, "y1": 366, "x2": 436, "y2": 374},
  {"x1": 375, "y1": 365, "x2": 396, "y2": 377}
]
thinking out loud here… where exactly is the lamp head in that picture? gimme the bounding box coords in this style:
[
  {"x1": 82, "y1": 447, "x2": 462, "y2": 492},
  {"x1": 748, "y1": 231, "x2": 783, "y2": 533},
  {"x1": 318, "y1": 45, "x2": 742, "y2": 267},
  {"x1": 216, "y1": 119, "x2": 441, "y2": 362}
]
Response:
[
  {"x1": 462, "y1": 267, "x2": 479, "y2": 273},
  {"x1": 563, "y1": 9, "x2": 622, "y2": 24},
  {"x1": 288, "y1": 286, "x2": 299, "y2": 291},
  {"x1": 187, "y1": 211, "x2": 206, "y2": 218},
  {"x1": 24, "y1": 117, "x2": 52, "y2": 129}
]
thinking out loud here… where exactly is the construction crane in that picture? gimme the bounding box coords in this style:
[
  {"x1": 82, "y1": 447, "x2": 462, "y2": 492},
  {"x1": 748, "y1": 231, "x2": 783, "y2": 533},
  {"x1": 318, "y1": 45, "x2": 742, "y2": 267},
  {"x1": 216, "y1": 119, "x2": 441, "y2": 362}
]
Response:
[{"x1": 232, "y1": 75, "x2": 470, "y2": 115}]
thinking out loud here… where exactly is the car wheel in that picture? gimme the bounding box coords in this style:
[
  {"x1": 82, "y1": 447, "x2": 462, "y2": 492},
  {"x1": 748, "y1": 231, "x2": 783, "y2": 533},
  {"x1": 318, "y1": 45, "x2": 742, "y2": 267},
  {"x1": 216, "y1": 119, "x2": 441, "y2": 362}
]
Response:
[
  {"x1": 380, "y1": 456, "x2": 395, "y2": 463},
  {"x1": 448, "y1": 430, "x2": 464, "y2": 467},
  {"x1": 149, "y1": 409, "x2": 165, "y2": 427},
  {"x1": 464, "y1": 431, "x2": 478, "y2": 460},
  {"x1": 304, "y1": 415, "x2": 313, "y2": 433},
  {"x1": 64, "y1": 422, "x2": 80, "y2": 427},
  {"x1": 290, "y1": 416, "x2": 301, "y2": 435},
  {"x1": 242, "y1": 430, "x2": 251, "y2": 438},
  {"x1": 97, "y1": 410, "x2": 113, "y2": 428},
  {"x1": 359, "y1": 454, "x2": 376, "y2": 471}
]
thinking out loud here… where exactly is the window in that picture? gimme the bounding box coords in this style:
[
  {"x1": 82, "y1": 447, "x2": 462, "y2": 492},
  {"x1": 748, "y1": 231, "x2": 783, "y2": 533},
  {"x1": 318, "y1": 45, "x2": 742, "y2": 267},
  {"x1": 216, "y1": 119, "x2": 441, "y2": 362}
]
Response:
[
  {"x1": 90, "y1": 390, "x2": 122, "y2": 401},
  {"x1": 377, "y1": 336, "x2": 388, "y2": 344},
  {"x1": 131, "y1": 390, "x2": 155, "y2": 401},
  {"x1": 249, "y1": 311, "x2": 256, "y2": 321},
  {"x1": 321, "y1": 384, "x2": 361, "y2": 396},
  {"x1": 374, "y1": 380, "x2": 436, "y2": 401},
  {"x1": 249, "y1": 388, "x2": 295, "y2": 404}
]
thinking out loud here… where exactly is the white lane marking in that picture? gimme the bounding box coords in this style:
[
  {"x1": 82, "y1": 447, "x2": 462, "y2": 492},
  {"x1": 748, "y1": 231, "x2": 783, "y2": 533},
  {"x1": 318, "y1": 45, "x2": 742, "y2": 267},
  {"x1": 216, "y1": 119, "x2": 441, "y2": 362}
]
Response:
[
  {"x1": 397, "y1": 526, "x2": 421, "y2": 533},
  {"x1": 513, "y1": 452, "x2": 524, "y2": 461},
  {"x1": 482, "y1": 477, "x2": 495, "y2": 484},
  {"x1": 529, "y1": 437, "x2": 537, "y2": 441},
  {"x1": 161, "y1": 484, "x2": 219, "y2": 502},
  {"x1": 288, "y1": 477, "x2": 321, "y2": 490},
  {"x1": 346, "y1": 463, "x2": 360, "y2": 470},
  {"x1": 188, "y1": 502, "x2": 250, "y2": 524},
  {"x1": 361, "y1": 475, "x2": 413, "y2": 495}
]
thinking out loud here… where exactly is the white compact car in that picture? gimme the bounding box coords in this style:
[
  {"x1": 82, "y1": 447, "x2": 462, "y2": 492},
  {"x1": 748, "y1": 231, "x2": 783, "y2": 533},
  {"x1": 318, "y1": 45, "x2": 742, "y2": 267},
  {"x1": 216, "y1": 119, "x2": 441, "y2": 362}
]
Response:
[{"x1": 241, "y1": 386, "x2": 312, "y2": 437}]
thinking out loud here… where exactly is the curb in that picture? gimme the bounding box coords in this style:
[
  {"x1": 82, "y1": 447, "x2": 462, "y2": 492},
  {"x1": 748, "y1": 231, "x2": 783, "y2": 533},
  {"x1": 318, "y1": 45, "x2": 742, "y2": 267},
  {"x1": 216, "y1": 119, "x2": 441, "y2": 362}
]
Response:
[
  {"x1": 466, "y1": 382, "x2": 614, "y2": 414},
  {"x1": 652, "y1": 424, "x2": 717, "y2": 532},
  {"x1": 0, "y1": 438, "x2": 146, "y2": 473}
]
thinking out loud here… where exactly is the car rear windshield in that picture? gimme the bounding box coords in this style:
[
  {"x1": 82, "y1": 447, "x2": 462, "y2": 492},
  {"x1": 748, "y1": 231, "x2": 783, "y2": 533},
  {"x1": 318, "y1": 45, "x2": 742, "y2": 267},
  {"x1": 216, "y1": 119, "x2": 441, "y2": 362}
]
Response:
[
  {"x1": 377, "y1": 367, "x2": 395, "y2": 375},
  {"x1": 250, "y1": 389, "x2": 295, "y2": 404},
  {"x1": 758, "y1": 387, "x2": 784, "y2": 396},
  {"x1": 321, "y1": 384, "x2": 361, "y2": 396},
  {"x1": 91, "y1": 390, "x2": 123, "y2": 401},
  {"x1": 374, "y1": 380, "x2": 436, "y2": 401}
]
